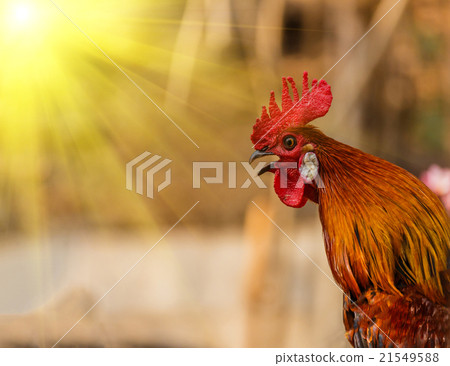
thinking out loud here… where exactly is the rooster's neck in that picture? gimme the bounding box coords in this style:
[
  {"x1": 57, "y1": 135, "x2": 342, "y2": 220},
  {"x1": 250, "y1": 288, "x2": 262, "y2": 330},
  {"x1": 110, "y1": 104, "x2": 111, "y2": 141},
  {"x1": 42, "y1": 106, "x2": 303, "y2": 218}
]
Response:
[{"x1": 302, "y1": 130, "x2": 450, "y2": 304}]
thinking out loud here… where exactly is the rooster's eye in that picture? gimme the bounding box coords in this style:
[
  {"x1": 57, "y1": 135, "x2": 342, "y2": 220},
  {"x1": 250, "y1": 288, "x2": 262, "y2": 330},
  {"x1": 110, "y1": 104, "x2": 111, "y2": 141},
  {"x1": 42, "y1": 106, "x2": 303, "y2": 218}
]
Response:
[{"x1": 283, "y1": 135, "x2": 297, "y2": 150}]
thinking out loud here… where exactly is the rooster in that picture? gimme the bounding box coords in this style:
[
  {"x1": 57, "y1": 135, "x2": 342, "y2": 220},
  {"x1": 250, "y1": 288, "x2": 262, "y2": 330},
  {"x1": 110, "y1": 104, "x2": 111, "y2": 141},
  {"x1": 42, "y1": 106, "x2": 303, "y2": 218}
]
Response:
[{"x1": 249, "y1": 72, "x2": 450, "y2": 348}]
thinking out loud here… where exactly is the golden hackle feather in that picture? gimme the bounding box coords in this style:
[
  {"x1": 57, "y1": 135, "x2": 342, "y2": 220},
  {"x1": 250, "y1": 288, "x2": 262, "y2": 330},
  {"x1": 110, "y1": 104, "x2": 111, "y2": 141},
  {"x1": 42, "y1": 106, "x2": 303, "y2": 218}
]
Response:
[{"x1": 294, "y1": 126, "x2": 450, "y2": 304}]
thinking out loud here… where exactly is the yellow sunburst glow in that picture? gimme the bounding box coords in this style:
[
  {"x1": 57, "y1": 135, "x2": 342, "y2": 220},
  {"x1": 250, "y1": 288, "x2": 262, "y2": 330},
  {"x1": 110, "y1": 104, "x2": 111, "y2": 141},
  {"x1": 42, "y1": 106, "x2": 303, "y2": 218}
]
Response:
[
  {"x1": 0, "y1": 0, "x2": 188, "y2": 234},
  {"x1": 0, "y1": 0, "x2": 255, "y2": 237},
  {"x1": 9, "y1": 3, "x2": 33, "y2": 26}
]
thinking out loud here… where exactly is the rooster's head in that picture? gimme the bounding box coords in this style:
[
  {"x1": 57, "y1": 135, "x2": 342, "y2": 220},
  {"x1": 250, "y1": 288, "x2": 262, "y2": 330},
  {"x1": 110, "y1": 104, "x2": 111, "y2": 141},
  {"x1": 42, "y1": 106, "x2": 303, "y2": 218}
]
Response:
[{"x1": 249, "y1": 72, "x2": 333, "y2": 208}]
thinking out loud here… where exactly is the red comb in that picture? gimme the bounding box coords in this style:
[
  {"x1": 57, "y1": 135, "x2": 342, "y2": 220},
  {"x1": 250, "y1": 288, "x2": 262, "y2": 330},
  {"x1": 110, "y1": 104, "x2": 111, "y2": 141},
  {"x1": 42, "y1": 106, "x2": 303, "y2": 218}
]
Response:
[{"x1": 251, "y1": 72, "x2": 332, "y2": 149}]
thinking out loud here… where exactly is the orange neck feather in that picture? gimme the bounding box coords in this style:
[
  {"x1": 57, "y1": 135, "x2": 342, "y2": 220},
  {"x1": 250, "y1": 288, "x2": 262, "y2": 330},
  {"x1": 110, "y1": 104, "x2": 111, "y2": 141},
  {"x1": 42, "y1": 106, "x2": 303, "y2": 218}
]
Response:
[{"x1": 297, "y1": 126, "x2": 450, "y2": 303}]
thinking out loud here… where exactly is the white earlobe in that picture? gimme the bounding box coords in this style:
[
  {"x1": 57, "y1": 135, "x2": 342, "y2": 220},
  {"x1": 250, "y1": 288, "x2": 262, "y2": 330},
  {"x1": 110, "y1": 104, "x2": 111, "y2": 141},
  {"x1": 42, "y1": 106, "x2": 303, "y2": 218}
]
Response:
[{"x1": 299, "y1": 152, "x2": 319, "y2": 184}]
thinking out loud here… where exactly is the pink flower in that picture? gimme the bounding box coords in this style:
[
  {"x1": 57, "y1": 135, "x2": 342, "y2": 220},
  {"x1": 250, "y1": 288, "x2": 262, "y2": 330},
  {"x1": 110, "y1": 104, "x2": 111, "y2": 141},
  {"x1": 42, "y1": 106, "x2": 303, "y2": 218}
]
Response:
[{"x1": 421, "y1": 164, "x2": 450, "y2": 197}]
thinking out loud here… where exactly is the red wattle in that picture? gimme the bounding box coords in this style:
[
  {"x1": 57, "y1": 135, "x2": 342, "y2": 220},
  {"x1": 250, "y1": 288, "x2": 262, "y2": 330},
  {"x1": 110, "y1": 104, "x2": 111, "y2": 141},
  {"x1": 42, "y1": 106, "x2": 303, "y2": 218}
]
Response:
[{"x1": 273, "y1": 167, "x2": 308, "y2": 208}]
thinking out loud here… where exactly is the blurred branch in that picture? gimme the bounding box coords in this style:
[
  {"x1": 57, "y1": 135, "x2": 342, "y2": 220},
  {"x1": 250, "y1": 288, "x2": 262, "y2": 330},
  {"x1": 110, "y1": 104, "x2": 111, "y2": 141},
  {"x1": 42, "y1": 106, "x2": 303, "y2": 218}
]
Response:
[{"x1": 331, "y1": 0, "x2": 409, "y2": 136}]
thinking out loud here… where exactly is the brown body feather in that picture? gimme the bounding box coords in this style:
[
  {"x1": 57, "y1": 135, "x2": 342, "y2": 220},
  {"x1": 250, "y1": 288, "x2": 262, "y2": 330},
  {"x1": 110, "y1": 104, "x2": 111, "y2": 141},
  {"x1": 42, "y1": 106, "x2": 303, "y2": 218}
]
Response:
[
  {"x1": 343, "y1": 288, "x2": 449, "y2": 347},
  {"x1": 296, "y1": 126, "x2": 450, "y2": 347}
]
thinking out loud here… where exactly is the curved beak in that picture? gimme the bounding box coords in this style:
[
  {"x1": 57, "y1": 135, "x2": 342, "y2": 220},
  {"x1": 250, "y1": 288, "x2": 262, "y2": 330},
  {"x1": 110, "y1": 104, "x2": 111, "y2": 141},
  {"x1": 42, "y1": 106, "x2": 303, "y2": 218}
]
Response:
[
  {"x1": 249, "y1": 149, "x2": 276, "y2": 176},
  {"x1": 249, "y1": 150, "x2": 275, "y2": 164},
  {"x1": 257, "y1": 162, "x2": 276, "y2": 176}
]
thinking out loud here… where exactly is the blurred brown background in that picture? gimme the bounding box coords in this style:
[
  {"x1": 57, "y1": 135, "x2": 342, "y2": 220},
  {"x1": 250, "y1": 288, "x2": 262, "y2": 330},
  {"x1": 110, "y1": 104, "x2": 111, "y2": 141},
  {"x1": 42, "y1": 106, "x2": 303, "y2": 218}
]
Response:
[{"x1": 0, "y1": 0, "x2": 449, "y2": 347}]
